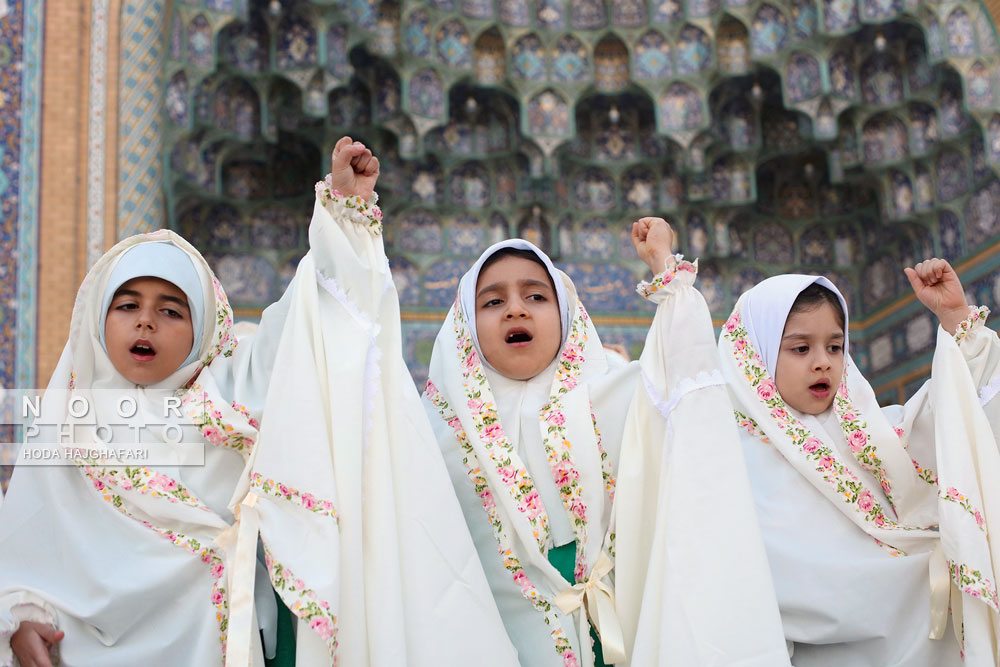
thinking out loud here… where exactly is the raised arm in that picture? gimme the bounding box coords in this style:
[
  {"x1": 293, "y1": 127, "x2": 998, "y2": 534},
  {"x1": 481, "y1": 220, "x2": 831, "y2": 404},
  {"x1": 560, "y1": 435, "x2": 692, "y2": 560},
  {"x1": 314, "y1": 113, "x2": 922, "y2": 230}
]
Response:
[
  {"x1": 208, "y1": 137, "x2": 387, "y2": 409},
  {"x1": 616, "y1": 217, "x2": 789, "y2": 664},
  {"x1": 904, "y1": 258, "x2": 1000, "y2": 393},
  {"x1": 631, "y1": 216, "x2": 675, "y2": 277},
  {"x1": 904, "y1": 258, "x2": 971, "y2": 335}
]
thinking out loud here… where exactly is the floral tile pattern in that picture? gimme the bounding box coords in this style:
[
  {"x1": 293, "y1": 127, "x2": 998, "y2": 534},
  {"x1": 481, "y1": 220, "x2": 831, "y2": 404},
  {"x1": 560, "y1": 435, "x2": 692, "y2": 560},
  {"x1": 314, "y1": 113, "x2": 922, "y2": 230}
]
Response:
[{"x1": 139, "y1": 0, "x2": 1000, "y2": 394}]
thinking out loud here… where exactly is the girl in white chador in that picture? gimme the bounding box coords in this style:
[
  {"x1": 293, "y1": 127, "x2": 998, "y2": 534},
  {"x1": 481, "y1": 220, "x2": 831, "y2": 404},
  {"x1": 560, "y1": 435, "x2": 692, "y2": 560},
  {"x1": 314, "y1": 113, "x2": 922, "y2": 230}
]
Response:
[
  {"x1": 422, "y1": 218, "x2": 789, "y2": 666},
  {"x1": 719, "y1": 260, "x2": 1000, "y2": 666},
  {"x1": 0, "y1": 137, "x2": 514, "y2": 666}
]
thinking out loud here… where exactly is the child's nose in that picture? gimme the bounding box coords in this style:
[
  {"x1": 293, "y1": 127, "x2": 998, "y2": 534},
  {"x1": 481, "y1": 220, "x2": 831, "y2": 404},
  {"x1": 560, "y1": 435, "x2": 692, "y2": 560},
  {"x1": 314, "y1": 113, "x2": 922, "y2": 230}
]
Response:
[
  {"x1": 505, "y1": 300, "x2": 528, "y2": 318},
  {"x1": 135, "y1": 310, "x2": 155, "y2": 330}
]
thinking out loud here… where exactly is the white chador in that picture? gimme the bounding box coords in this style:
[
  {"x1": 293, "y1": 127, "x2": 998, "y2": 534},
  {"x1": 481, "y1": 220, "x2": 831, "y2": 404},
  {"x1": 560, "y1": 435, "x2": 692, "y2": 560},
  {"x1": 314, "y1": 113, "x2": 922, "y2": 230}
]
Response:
[
  {"x1": 423, "y1": 240, "x2": 789, "y2": 667},
  {"x1": 719, "y1": 275, "x2": 1000, "y2": 666},
  {"x1": 0, "y1": 183, "x2": 515, "y2": 666}
]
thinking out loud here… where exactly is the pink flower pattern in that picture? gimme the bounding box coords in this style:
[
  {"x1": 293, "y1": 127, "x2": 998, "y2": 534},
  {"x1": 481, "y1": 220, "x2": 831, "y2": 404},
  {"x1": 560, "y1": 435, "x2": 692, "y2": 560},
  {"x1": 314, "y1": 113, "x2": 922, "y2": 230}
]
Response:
[
  {"x1": 832, "y1": 377, "x2": 898, "y2": 511},
  {"x1": 537, "y1": 301, "x2": 600, "y2": 583},
  {"x1": 953, "y1": 306, "x2": 990, "y2": 345},
  {"x1": 939, "y1": 486, "x2": 988, "y2": 533},
  {"x1": 76, "y1": 463, "x2": 229, "y2": 658},
  {"x1": 634, "y1": 257, "x2": 698, "y2": 298},
  {"x1": 182, "y1": 384, "x2": 258, "y2": 457},
  {"x1": 250, "y1": 473, "x2": 339, "y2": 522},
  {"x1": 315, "y1": 175, "x2": 383, "y2": 236},
  {"x1": 446, "y1": 301, "x2": 551, "y2": 551},
  {"x1": 200, "y1": 277, "x2": 238, "y2": 368},
  {"x1": 265, "y1": 544, "x2": 340, "y2": 659},
  {"x1": 723, "y1": 311, "x2": 919, "y2": 553},
  {"x1": 79, "y1": 464, "x2": 211, "y2": 512},
  {"x1": 62, "y1": 238, "x2": 267, "y2": 663},
  {"x1": 949, "y1": 560, "x2": 1000, "y2": 612},
  {"x1": 911, "y1": 458, "x2": 939, "y2": 486},
  {"x1": 424, "y1": 289, "x2": 620, "y2": 666},
  {"x1": 425, "y1": 384, "x2": 578, "y2": 666}
]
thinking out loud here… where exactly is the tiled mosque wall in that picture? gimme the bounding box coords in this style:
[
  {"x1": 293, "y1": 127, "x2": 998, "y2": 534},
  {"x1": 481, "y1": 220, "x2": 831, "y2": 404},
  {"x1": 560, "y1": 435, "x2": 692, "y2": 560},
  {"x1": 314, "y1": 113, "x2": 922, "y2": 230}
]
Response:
[
  {"x1": 156, "y1": 0, "x2": 1000, "y2": 394},
  {"x1": 1, "y1": 0, "x2": 41, "y2": 393}
]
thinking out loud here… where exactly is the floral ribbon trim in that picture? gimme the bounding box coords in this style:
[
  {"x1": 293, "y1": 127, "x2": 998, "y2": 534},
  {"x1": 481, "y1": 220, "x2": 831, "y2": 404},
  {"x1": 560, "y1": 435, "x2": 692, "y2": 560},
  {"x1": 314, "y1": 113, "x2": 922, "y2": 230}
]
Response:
[
  {"x1": 953, "y1": 306, "x2": 990, "y2": 345},
  {"x1": 250, "y1": 473, "x2": 339, "y2": 522},
  {"x1": 80, "y1": 463, "x2": 214, "y2": 513},
  {"x1": 912, "y1": 458, "x2": 939, "y2": 486},
  {"x1": 452, "y1": 301, "x2": 552, "y2": 552},
  {"x1": 940, "y1": 486, "x2": 988, "y2": 532},
  {"x1": 592, "y1": 411, "x2": 616, "y2": 504},
  {"x1": 182, "y1": 383, "x2": 258, "y2": 457},
  {"x1": 425, "y1": 381, "x2": 580, "y2": 667},
  {"x1": 264, "y1": 543, "x2": 339, "y2": 660},
  {"x1": 77, "y1": 463, "x2": 229, "y2": 659},
  {"x1": 605, "y1": 531, "x2": 616, "y2": 560},
  {"x1": 203, "y1": 277, "x2": 237, "y2": 369},
  {"x1": 538, "y1": 300, "x2": 601, "y2": 584},
  {"x1": 635, "y1": 254, "x2": 698, "y2": 299},
  {"x1": 723, "y1": 311, "x2": 918, "y2": 548},
  {"x1": 315, "y1": 175, "x2": 383, "y2": 236},
  {"x1": 735, "y1": 410, "x2": 771, "y2": 443},
  {"x1": 832, "y1": 382, "x2": 898, "y2": 513},
  {"x1": 950, "y1": 560, "x2": 1000, "y2": 612}
]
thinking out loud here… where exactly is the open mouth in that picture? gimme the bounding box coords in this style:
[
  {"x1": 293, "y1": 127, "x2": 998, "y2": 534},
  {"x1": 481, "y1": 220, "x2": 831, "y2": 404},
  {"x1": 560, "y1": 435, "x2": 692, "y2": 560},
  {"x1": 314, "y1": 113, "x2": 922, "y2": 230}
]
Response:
[
  {"x1": 505, "y1": 328, "x2": 533, "y2": 346},
  {"x1": 809, "y1": 381, "x2": 830, "y2": 397},
  {"x1": 130, "y1": 340, "x2": 156, "y2": 361}
]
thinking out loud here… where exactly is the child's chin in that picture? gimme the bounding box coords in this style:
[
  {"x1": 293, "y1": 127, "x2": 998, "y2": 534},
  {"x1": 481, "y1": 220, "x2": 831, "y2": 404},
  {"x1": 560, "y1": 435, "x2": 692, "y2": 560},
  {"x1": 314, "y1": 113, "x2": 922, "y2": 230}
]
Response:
[
  {"x1": 119, "y1": 368, "x2": 170, "y2": 386},
  {"x1": 788, "y1": 396, "x2": 833, "y2": 415},
  {"x1": 500, "y1": 362, "x2": 547, "y2": 381}
]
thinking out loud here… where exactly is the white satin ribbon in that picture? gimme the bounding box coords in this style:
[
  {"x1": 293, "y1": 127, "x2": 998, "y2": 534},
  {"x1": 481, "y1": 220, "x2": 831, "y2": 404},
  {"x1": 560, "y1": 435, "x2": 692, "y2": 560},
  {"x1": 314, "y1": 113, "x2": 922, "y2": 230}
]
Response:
[
  {"x1": 554, "y1": 551, "x2": 626, "y2": 665},
  {"x1": 218, "y1": 493, "x2": 261, "y2": 667},
  {"x1": 928, "y1": 541, "x2": 951, "y2": 640}
]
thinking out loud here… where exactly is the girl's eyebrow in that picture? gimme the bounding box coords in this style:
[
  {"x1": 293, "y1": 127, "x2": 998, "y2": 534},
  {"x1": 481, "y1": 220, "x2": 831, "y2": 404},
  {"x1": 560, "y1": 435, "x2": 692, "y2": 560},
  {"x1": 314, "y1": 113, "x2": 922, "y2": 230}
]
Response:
[
  {"x1": 781, "y1": 331, "x2": 844, "y2": 341},
  {"x1": 158, "y1": 294, "x2": 190, "y2": 310},
  {"x1": 112, "y1": 288, "x2": 189, "y2": 310},
  {"x1": 476, "y1": 278, "x2": 552, "y2": 298}
]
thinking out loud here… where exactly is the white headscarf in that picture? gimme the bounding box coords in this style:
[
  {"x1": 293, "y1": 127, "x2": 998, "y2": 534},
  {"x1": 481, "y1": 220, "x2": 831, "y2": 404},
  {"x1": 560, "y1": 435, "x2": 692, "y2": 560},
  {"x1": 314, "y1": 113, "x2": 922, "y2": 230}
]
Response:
[
  {"x1": 427, "y1": 246, "x2": 794, "y2": 666},
  {"x1": 97, "y1": 241, "x2": 206, "y2": 367},
  {"x1": 458, "y1": 239, "x2": 571, "y2": 370},
  {"x1": 721, "y1": 275, "x2": 938, "y2": 551},
  {"x1": 425, "y1": 239, "x2": 625, "y2": 666},
  {"x1": 720, "y1": 274, "x2": 1000, "y2": 658},
  {"x1": 741, "y1": 274, "x2": 848, "y2": 378},
  {"x1": 0, "y1": 229, "x2": 264, "y2": 666}
]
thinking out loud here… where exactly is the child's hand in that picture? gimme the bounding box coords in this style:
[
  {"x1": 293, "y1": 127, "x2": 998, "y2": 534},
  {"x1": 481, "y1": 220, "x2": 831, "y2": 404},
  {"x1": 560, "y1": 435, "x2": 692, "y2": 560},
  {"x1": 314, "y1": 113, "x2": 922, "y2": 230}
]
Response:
[
  {"x1": 11, "y1": 621, "x2": 63, "y2": 667},
  {"x1": 631, "y1": 217, "x2": 675, "y2": 275},
  {"x1": 328, "y1": 136, "x2": 380, "y2": 202},
  {"x1": 904, "y1": 258, "x2": 970, "y2": 335}
]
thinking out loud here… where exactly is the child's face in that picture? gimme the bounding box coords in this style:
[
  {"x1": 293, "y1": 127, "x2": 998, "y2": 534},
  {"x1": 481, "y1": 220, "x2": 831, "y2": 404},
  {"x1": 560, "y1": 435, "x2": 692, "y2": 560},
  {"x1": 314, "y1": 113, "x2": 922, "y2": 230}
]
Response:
[
  {"x1": 774, "y1": 301, "x2": 845, "y2": 414},
  {"x1": 104, "y1": 277, "x2": 195, "y2": 386},
  {"x1": 475, "y1": 255, "x2": 562, "y2": 380}
]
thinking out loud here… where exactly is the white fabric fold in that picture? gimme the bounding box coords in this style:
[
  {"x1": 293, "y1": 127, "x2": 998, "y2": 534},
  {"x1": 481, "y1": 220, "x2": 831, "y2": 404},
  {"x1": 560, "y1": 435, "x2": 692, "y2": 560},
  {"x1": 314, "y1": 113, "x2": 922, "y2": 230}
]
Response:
[
  {"x1": 426, "y1": 246, "x2": 788, "y2": 666},
  {"x1": 720, "y1": 275, "x2": 1000, "y2": 666},
  {"x1": 616, "y1": 261, "x2": 789, "y2": 667},
  {"x1": 0, "y1": 229, "x2": 274, "y2": 666},
  {"x1": 239, "y1": 194, "x2": 517, "y2": 666}
]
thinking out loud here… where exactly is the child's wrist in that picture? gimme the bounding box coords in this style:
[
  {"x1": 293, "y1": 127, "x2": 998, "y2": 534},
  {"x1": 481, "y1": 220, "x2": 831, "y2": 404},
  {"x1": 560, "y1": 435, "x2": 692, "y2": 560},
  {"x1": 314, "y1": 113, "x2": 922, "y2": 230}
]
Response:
[
  {"x1": 315, "y1": 177, "x2": 383, "y2": 235},
  {"x1": 937, "y1": 304, "x2": 973, "y2": 335},
  {"x1": 636, "y1": 254, "x2": 697, "y2": 300},
  {"x1": 952, "y1": 305, "x2": 990, "y2": 343},
  {"x1": 645, "y1": 251, "x2": 674, "y2": 275}
]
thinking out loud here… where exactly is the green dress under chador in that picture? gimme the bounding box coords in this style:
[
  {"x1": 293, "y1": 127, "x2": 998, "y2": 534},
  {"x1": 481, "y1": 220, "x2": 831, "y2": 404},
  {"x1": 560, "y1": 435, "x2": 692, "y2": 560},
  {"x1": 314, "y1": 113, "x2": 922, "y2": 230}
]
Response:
[
  {"x1": 548, "y1": 542, "x2": 608, "y2": 667},
  {"x1": 264, "y1": 590, "x2": 296, "y2": 667}
]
